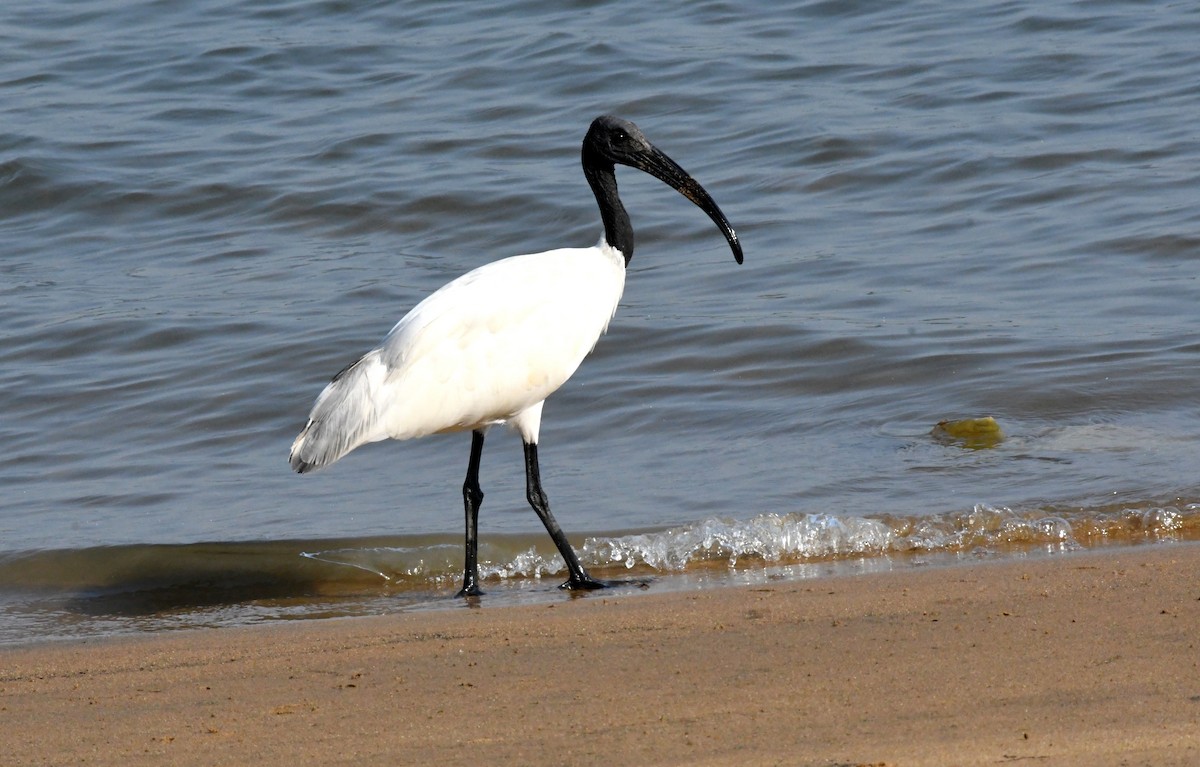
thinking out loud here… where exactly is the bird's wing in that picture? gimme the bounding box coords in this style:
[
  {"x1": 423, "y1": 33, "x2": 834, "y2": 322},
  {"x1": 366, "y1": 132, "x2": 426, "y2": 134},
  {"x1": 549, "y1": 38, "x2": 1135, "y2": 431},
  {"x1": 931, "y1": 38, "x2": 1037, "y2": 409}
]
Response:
[{"x1": 288, "y1": 347, "x2": 391, "y2": 472}]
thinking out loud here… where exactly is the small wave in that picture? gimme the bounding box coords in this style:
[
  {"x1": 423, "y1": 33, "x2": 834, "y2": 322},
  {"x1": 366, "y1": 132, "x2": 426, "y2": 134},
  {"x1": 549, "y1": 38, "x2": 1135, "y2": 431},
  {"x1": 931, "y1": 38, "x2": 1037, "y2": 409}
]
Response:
[
  {"x1": 3, "y1": 503, "x2": 1194, "y2": 604},
  {"x1": 573, "y1": 503, "x2": 1197, "y2": 577},
  {"x1": 305, "y1": 502, "x2": 1200, "y2": 586},
  {"x1": 0, "y1": 501, "x2": 1195, "y2": 644}
]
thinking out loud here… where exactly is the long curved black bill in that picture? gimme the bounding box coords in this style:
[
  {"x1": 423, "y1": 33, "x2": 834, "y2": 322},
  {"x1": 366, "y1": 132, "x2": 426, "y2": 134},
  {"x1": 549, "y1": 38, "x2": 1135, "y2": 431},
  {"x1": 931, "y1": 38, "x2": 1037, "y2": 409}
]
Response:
[{"x1": 632, "y1": 147, "x2": 744, "y2": 265}]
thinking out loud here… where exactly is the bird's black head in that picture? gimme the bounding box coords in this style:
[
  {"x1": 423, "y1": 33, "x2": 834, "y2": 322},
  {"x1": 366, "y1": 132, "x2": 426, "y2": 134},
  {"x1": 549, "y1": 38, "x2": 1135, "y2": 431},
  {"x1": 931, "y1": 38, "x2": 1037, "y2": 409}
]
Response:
[
  {"x1": 583, "y1": 115, "x2": 655, "y2": 167},
  {"x1": 582, "y1": 115, "x2": 743, "y2": 265}
]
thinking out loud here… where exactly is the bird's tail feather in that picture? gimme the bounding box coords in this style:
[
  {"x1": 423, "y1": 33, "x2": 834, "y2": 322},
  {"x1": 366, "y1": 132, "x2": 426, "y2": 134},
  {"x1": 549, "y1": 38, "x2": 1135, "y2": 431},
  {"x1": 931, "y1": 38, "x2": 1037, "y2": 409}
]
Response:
[{"x1": 289, "y1": 352, "x2": 386, "y2": 473}]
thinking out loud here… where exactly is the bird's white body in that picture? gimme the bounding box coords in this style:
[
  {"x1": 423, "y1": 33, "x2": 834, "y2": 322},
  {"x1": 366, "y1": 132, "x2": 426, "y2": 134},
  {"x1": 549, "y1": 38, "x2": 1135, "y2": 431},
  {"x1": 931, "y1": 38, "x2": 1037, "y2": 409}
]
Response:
[{"x1": 290, "y1": 239, "x2": 626, "y2": 470}]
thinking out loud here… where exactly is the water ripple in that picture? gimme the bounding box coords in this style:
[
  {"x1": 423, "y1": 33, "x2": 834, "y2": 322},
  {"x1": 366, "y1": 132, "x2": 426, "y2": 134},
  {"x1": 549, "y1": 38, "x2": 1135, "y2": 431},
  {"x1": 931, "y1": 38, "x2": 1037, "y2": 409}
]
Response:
[{"x1": 2, "y1": 1, "x2": 1200, "y2": 644}]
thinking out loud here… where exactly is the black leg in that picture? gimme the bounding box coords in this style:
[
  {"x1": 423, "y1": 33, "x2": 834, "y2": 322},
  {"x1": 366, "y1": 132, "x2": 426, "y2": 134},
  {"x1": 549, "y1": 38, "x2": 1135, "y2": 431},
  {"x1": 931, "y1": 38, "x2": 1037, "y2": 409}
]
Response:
[
  {"x1": 456, "y1": 429, "x2": 486, "y2": 598},
  {"x1": 523, "y1": 441, "x2": 605, "y2": 591}
]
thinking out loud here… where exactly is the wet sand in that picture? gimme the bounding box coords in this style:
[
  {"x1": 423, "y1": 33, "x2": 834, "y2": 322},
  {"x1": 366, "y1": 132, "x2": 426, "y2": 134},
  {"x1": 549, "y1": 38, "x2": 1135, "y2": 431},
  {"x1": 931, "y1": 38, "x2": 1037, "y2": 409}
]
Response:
[{"x1": 2, "y1": 543, "x2": 1197, "y2": 766}]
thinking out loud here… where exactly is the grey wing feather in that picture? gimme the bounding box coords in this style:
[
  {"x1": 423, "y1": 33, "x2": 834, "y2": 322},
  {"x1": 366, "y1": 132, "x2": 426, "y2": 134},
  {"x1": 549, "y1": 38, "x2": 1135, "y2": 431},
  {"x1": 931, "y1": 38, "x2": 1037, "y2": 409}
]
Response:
[{"x1": 288, "y1": 350, "x2": 386, "y2": 473}]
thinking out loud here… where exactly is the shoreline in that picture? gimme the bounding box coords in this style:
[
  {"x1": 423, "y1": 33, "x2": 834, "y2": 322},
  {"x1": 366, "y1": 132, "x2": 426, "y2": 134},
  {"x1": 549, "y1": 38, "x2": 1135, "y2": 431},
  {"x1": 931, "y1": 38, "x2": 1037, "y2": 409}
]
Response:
[{"x1": 2, "y1": 543, "x2": 1197, "y2": 766}]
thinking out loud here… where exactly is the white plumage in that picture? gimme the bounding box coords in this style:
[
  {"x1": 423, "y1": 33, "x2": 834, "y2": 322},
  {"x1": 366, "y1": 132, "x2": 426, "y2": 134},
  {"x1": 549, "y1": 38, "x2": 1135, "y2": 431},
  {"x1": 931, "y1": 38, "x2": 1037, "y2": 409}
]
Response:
[
  {"x1": 290, "y1": 115, "x2": 741, "y2": 596},
  {"x1": 291, "y1": 240, "x2": 625, "y2": 467}
]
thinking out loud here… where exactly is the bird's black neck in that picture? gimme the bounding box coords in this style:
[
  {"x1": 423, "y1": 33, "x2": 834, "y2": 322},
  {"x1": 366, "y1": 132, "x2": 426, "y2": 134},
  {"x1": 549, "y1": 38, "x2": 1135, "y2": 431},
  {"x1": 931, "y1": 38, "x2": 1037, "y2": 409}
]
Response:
[{"x1": 583, "y1": 157, "x2": 634, "y2": 265}]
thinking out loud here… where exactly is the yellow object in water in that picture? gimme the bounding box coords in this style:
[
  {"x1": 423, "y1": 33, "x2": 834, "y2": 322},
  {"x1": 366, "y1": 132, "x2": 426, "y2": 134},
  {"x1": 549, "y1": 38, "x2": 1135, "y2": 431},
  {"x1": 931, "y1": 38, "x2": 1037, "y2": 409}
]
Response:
[{"x1": 932, "y1": 416, "x2": 1004, "y2": 448}]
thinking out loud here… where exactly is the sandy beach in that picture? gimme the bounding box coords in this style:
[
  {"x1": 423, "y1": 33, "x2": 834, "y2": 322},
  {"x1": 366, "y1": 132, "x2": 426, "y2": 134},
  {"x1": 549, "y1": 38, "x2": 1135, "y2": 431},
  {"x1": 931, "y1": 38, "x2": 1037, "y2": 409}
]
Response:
[{"x1": 2, "y1": 543, "x2": 1197, "y2": 766}]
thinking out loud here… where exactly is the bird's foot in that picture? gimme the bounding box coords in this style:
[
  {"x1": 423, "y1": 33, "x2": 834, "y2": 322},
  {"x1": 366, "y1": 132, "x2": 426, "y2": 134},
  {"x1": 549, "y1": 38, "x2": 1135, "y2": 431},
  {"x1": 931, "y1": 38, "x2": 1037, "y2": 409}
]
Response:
[
  {"x1": 560, "y1": 575, "x2": 607, "y2": 591},
  {"x1": 560, "y1": 574, "x2": 652, "y2": 592},
  {"x1": 455, "y1": 579, "x2": 484, "y2": 599}
]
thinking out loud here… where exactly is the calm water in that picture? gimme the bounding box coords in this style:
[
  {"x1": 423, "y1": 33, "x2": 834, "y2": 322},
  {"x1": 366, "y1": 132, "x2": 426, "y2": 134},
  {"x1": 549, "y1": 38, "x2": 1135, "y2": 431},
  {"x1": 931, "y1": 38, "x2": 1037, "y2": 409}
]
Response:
[{"x1": 2, "y1": 0, "x2": 1199, "y2": 644}]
